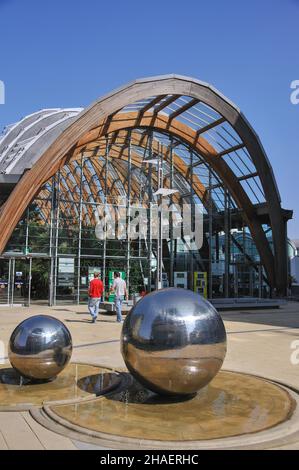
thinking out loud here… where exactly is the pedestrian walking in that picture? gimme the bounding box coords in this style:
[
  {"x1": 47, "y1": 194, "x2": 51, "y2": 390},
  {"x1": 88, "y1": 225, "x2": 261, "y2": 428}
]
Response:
[
  {"x1": 111, "y1": 272, "x2": 127, "y2": 323},
  {"x1": 88, "y1": 272, "x2": 104, "y2": 323}
]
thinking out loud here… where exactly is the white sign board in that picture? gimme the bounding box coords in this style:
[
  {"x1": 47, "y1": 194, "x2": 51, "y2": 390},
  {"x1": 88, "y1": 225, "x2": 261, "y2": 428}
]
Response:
[{"x1": 58, "y1": 258, "x2": 75, "y2": 274}]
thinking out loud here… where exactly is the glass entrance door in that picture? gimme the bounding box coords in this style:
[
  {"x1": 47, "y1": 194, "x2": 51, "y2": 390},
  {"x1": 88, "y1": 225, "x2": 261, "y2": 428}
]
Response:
[
  {"x1": 0, "y1": 257, "x2": 51, "y2": 306},
  {"x1": 30, "y1": 258, "x2": 50, "y2": 305},
  {"x1": 0, "y1": 259, "x2": 10, "y2": 305},
  {"x1": 0, "y1": 258, "x2": 30, "y2": 306},
  {"x1": 234, "y1": 263, "x2": 263, "y2": 298},
  {"x1": 10, "y1": 258, "x2": 29, "y2": 306}
]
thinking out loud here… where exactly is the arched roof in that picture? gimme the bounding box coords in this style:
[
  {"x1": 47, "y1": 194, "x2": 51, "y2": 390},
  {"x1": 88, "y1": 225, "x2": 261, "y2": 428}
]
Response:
[
  {"x1": 0, "y1": 108, "x2": 82, "y2": 174},
  {"x1": 0, "y1": 74, "x2": 291, "y2": 293}
]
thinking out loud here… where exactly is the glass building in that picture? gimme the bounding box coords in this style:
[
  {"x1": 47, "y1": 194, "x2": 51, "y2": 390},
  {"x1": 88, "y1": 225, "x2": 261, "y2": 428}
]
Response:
[{"x1": 0, "y1": 75, "x2": 292, "y2": 305}]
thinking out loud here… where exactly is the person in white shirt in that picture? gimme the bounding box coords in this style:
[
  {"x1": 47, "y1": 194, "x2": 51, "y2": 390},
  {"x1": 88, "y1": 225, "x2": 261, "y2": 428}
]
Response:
[{"x1": 111, "y1": 272, "x2": 127, "y2": 322}]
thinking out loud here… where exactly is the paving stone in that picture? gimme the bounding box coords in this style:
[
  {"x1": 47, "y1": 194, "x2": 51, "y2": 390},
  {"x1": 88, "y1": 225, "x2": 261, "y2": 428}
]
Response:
[
  {"x1": 21, "y1": 412, "x2": 76, "y2": 450},
  {"x1": 0, "y1": 412, "x2": 43, "y2": 450},
  {"x1": 0, "y1": 301, "x2": 298, "y2": 449}
]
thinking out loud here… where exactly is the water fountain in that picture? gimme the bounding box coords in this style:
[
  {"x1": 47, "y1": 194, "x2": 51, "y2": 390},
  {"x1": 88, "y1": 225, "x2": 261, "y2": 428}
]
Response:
[{"x1": 0, "y1": 294, "x2": 298, "y2": 449}]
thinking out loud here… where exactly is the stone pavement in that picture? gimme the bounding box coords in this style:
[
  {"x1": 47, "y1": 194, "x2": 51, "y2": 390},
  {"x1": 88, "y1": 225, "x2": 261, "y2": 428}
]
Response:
[{"x1": 0, "y1": 301, "x2": 298, "y2": 450}]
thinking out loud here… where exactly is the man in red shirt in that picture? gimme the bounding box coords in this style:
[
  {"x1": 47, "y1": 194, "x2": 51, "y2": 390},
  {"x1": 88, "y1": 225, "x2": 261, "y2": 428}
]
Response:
[{"x1": 88, "y1": 272, "x2": 104, "y2": 323}]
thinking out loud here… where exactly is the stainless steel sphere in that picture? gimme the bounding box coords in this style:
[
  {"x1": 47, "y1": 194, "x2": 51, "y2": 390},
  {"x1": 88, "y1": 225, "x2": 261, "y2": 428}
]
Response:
[
  {"x1": 121, "y1": 288, "x2": 227, "y2": 395},
  {"x1": 8, "y1": 315, "x2": 73, "y2": 381}
]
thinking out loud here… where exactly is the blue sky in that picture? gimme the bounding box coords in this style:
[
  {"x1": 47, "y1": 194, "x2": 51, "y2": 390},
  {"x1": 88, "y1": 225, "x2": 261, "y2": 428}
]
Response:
[{"x1": 0, "y1": 0, "x2": 298, "y2": 237}]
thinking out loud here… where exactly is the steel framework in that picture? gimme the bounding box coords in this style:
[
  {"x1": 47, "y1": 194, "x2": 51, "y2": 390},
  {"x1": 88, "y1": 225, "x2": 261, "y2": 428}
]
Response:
[{"x1": 0, "y1": 75, "x2": 292, "y2": 296}]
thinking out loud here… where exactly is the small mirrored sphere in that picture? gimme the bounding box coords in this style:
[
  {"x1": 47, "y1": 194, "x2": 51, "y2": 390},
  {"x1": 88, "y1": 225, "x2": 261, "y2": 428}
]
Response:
[
  {"x1": 8, "y1": 315, "x2": 73, "y2": 381},
  {"x1": 121, "y1": 288, "x2": 227, "y2": 396}
]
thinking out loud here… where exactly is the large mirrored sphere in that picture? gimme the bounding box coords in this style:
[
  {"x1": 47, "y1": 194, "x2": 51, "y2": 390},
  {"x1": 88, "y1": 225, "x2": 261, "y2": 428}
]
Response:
[
  {"x1": 121, "y1": 288, "x2": 227, "y2": 395},
  {"x1": 8, "y1": 315, "x2": 73, "y2": 381}
]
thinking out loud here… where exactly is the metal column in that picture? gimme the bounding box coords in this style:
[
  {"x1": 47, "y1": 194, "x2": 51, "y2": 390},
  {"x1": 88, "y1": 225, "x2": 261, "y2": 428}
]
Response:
[
  {"x1": 53, "y1": 171, "x2": 61, "y2": 305},
  {"x1": 146, "y1": 131, "x2": 153, "y2": 292},
  {"x1": 76, "y1": 153, "x2": 85, "y2": 304},
  {"x1": 126, "y1": 130, "x2": 132, "y2": 296},
  {"x1": 25, "y1": 207, "x2": 30, "y2": 255},
  {"x1": 157, "y1": 142, "x2": 163, "y2": 290},
  {"x1": 10, "y1": 258, "x2": 15, "y2": 307},
  {"x1": 208, "y1": 167, "x2": 213, "y2": 298},
  {"x1": 102, "y1": 136, "x2": 109, "y2": 288},
  {"x1": 190, "y1": 149, "x2": 194, "y2": 291},
  {"x1": 49, "y1": 176, "x2": 55, "y2": 306},
  {"x1": 7, "y1": 258, "x2": 11, "y2": 306},
  {"x1": 169, "y1": 138, "x2": 174, "y2": 287},
  {"x1": 224, "y1": 188, "x2": 230, "y2": 298},
  {"x1": 28, "y1": 257, "x2": 32, "y2": 307}
]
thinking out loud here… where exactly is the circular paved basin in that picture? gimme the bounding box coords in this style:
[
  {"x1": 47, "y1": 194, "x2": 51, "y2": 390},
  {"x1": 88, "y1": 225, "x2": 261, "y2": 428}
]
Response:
[
  {"x1": 0, "y1": 363, "x2": 121, "y2": 410},
  {"x1": 48, "y1": 370, "x2": 295, "y2": 442}
]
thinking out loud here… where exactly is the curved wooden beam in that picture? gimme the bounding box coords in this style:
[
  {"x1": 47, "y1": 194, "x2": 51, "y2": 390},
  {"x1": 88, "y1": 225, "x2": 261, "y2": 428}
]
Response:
[
  {"x1": 0, "y1": 76, "x2": 285, "y2": 292},
  {"x1": 73, "y1": 112, "x2": 276, "y2": 287},
  {"x1": 74, "y1": 132, "x2": 213, "y2": 209}
]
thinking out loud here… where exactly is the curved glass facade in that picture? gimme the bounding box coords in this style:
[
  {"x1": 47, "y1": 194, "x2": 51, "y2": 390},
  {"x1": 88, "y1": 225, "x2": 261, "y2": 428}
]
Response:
[
  {"x1": 1, "y1": 128, "x2": 271, "y2": 305},
  {"x1": 0, "y1": 76, "x2": 291, "y2": 305}
]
